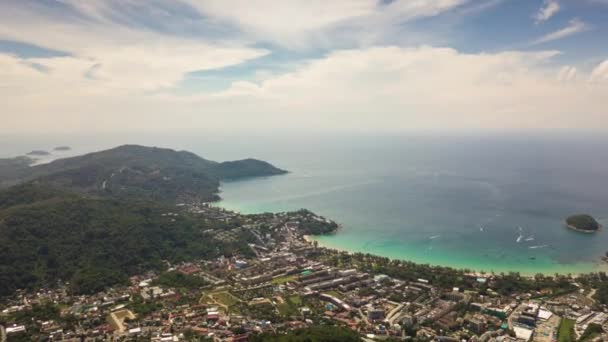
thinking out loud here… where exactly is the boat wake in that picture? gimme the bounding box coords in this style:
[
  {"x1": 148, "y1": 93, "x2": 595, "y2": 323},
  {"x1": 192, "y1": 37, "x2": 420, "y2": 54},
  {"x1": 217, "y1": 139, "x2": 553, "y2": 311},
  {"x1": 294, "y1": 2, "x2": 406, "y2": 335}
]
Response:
[{"x1": 528, "y1": 245, "x2": 548, "y2": 249}]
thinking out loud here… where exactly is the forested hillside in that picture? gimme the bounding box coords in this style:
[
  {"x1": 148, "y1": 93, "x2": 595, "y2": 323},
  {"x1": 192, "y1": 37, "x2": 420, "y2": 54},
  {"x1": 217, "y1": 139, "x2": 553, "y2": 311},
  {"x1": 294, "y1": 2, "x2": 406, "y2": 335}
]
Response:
[
  {"x1": 0, "y1": 183, "x2": 253, "y2": 296},
  {"x1": 0, "y1": 145, "x2": 287, "y2": 203}
]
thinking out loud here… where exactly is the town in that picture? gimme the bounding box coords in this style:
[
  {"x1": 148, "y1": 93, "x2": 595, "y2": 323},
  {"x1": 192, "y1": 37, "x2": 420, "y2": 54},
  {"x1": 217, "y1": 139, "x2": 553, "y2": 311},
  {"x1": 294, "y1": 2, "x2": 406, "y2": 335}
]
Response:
[{"x1": 1, "y1": 205, "x2": 607, "y2": 342}]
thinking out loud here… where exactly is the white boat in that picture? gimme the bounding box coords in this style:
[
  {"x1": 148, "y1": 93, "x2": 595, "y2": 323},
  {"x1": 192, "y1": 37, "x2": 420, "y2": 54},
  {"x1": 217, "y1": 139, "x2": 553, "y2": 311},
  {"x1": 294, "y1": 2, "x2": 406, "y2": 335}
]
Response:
[{"x1": 529, "y1": 245, "x2": 548, "y2": 249}]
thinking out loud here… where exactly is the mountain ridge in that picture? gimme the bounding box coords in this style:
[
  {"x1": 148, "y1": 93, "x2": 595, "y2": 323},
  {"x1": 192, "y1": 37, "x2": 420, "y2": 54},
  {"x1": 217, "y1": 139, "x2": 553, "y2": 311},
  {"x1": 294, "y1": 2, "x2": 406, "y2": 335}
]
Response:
[{"x1": 0, "y1": 144, "x2": 287, "y2": 203}]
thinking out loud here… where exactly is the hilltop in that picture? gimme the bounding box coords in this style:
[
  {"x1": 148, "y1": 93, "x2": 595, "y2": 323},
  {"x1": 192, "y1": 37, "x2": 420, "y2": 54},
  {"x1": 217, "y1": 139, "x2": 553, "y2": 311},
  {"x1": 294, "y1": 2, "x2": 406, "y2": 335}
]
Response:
[{"x1": 0, "y1": 145, "x2": 287, "y2": 203}]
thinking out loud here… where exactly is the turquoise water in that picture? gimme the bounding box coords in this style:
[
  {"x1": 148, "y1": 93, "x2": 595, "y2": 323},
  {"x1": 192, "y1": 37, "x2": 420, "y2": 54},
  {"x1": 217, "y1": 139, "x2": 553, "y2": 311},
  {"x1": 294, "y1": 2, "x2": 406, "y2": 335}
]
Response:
[
  {"x1": 3, "y1": 133, "x2": 608, "y2": 275},
  {"x1": 216, "y1": 135, "x2": 608, "y2": 275}
]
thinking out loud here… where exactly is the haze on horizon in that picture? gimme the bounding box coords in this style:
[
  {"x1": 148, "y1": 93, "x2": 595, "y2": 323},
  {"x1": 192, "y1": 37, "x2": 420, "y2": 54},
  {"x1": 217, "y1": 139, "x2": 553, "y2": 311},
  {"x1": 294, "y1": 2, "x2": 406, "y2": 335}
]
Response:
[{"x1": 1, "y1": 0, "x2": 608, "y2": 135}]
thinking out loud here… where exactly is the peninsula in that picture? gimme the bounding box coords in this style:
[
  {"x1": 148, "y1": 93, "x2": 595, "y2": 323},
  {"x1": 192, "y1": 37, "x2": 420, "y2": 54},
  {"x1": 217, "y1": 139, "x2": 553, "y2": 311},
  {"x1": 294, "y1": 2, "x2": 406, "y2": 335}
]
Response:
[{"x1": 0, "y1": 144, "x2": 287, "y2": 203}]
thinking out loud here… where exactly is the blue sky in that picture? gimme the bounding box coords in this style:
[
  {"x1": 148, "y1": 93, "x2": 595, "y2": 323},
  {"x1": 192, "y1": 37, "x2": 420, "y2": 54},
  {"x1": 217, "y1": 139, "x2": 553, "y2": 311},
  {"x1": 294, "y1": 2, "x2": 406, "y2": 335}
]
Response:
[{"x1": 1, "y1": 0, "x2": 607, "y2": 134}]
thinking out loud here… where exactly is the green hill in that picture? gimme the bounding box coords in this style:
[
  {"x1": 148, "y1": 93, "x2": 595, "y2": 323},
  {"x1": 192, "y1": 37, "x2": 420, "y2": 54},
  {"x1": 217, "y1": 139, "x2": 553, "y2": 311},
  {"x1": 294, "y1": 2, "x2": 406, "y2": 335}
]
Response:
[
  {"x1": 0, "y1": 145, "x2": 286, "y2": 203},
  {"x1": 0, "y1": 183, "x2": 253, "y2": 296},
  {"x1": 0, "y1": 156, "x2": 35, "y2": 187},
  {"x1": 213, "y1": 158, "x2": 289, "y2": 179}
]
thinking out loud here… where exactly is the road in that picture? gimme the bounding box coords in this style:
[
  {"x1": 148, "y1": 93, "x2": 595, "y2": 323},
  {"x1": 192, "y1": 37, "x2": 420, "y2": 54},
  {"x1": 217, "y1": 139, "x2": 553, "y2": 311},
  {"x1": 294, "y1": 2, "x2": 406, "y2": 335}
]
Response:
[
  {"x1": 386, "y1": 303, "x2": 405, "y2": 325},
  {"x1": 358, "y1": 308, "x2": 370, "y2": 326},
  {"x1": 507, "y1": 303, "x2": 526, "y2": 330},
  {"x1": 586, "y1": 288, "x2": 596, "y2": 303}
]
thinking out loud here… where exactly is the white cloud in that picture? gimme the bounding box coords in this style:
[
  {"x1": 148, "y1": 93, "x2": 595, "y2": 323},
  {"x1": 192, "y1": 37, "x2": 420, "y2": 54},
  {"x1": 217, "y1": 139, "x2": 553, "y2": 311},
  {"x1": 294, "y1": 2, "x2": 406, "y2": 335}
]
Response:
[
  {"x1": 531, "y1": 18, "x2": 589, "y2": 45},
  {"x1": 590, "y1": 60, "x2": 608, "y2": 82},
  {"x1": 0, "y1": 1, "x2": 268, "y2": 91},
  {"x1": 557, "y1": 66, "x2": 577, "y2": 81},
  {"x1": 535, "y1": 0, "x2": 560, "y2": 24},
  {"x1": 3, "y1": 46, "x2": 607, "y2": 134},
  {"x1": 183, "y1": 0, "x2": 468, "y2": 48},
  {"x1": 1, "y1": 1, "x2": 607, "y2": 134}
]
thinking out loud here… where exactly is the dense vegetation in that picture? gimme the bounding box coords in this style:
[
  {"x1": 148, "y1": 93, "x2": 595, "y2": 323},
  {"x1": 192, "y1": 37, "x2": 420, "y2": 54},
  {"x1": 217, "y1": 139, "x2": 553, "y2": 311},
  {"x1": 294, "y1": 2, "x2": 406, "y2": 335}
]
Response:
[
  {"x1": 212, "y1": 158, "x2": 287, "y2": 179},
  {"x1": 0, "y1": 156, "x2": 34, "y2": 187},
  {"x1": 0, "y1": 183, "x2": 252, "y2": 296},
  {"x1": 318, "y1": 250, "x2": 578, "y2": 296},
  {"x1": 594, "y1": 280, "x2": 608, "y2": 305},
  {"x1": 557, "y1": 318, "x2": 575, "y2": 342},
  {"x1": 295, "y1": 209, "x2": 339, "y2": 235},
  {"x1": 0, "y1": 145, "x2": 286, "y2": 204},
  {"x1": 579, "y1": 323, "x2": 603, "y2": 341},
  {"x1": 566, "y1": 214, "x2": 600, "y2": 232},
  {"x1": 152, "y1": 271, "x2": 208, "y2": 289},
  {"x1": 250, "y1": 326, "x2": 361, "y2": 342}
]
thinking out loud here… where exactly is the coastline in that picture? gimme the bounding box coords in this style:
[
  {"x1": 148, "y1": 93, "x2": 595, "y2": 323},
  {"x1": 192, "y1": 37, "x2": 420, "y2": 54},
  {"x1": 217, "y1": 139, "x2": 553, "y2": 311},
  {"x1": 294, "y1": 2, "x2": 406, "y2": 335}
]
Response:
[
  {"x1": 216, "y1": 199, "x2": 608, "y2": 277},
  {"x1": 303, "y1": 233, "x2": 608, "y2": 277},
  {"x1": 566, "y1": 223, "x2": 603, "y2": 234}
]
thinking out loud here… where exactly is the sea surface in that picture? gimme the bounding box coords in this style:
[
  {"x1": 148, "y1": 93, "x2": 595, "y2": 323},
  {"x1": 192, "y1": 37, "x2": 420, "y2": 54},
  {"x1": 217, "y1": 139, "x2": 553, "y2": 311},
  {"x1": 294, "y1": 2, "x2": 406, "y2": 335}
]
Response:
[
  {"x1": 215, "y1": 135, "x2": 608, "y2": 275},
  {"x1": 3, "y1": 133, "x2": 608, "y2": 275}
]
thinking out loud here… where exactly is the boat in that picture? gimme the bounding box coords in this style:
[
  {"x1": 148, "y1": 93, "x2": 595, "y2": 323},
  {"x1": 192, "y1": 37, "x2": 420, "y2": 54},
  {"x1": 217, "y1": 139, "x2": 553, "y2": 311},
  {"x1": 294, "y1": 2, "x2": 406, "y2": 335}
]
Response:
[{"x1": 529, "y1": 245, "x2": 548, "y2": 249}]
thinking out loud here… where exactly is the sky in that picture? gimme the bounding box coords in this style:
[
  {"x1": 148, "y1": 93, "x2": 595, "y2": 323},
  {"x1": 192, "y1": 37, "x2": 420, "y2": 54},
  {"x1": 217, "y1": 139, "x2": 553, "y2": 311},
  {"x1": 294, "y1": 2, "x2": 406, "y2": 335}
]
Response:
[{"x1": 1, "y1": 0, "x2": 607, "y2": 135}]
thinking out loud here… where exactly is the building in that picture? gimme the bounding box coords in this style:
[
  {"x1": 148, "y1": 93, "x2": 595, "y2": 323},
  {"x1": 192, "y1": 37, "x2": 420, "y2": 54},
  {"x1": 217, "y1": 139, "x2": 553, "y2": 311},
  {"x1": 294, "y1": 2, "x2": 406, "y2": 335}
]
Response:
[
  {"x1": 368, "y1": 308, "x2": 385, "y2": 321},
  {"x1": 107, "y1": 309, "x2": 136, "y2": 333}
]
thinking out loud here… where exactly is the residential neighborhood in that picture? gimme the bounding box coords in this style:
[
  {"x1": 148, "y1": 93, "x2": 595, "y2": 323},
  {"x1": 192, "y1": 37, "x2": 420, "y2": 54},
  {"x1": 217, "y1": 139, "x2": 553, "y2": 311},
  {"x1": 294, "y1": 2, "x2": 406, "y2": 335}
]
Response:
[{"x1": 1, "y1": 204, "x2": 607, "y2": 341}]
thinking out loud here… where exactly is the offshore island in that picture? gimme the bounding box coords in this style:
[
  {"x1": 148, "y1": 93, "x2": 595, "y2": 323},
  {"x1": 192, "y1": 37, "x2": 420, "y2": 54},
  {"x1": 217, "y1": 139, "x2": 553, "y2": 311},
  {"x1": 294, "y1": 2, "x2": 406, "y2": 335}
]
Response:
[
  {"x1": 566, "y1": 214, "x2": 601, "y2": 233},
  {"x1": 1, "y1": 145, "x2": 608, "y2": 341}
]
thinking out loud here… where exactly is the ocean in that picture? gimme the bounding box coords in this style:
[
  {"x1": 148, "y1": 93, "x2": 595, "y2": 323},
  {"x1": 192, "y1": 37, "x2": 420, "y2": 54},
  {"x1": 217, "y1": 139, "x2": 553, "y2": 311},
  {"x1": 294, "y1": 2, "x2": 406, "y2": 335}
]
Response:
[
  {"x1": 3, "y1": 133, "x2": 608, "y2": 275},
  {"x1": 215, "y1": 134, "x2": 608, "y2": 275}
]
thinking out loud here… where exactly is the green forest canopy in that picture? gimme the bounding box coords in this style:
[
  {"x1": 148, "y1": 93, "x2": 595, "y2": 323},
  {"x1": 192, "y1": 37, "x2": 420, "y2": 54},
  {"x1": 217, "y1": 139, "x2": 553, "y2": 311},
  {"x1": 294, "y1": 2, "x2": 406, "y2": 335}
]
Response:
[
  {"x1": 0, "y1": 183, "x2": 252, "y2": 296},
  {"x1": 566, "y1": 214, "x2": 600, "y2": 232}
]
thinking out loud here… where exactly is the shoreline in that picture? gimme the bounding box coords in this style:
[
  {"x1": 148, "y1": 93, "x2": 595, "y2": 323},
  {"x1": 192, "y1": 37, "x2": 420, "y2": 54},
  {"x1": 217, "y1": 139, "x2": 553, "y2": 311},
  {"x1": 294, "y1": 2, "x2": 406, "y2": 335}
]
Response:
[
  {"x1": 566, "y1": 223, "x2": 603, "y2": 234},
  {"x1": 303, "y1": 233, "x2": 608, "y2": 277},
  {"x1": 215, "y1": 200, "x2": 608, "y2": 277}
]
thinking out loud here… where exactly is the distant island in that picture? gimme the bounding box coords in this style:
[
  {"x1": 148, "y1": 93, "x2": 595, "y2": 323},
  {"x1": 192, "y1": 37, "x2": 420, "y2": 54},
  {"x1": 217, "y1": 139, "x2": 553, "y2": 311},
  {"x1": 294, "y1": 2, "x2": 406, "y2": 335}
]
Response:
[
  {"x1": 566, "y1": 214, "x2": 601, "y2": 233},
  {"x1": 54, "y1": 146, "x2": 71, "y2": 151},
  {"x1": 26, "y1": 150, "x2": 50, "y2": 156}
]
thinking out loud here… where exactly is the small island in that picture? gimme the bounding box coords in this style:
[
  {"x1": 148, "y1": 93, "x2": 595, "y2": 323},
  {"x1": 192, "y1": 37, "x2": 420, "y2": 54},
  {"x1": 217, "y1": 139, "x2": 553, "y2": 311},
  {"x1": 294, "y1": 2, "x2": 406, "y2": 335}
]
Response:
[
  {"x1": 566, "y1": 214, "x2": 601, "y2": 233},
  {"x1": 26, "y1": 150, "x2": 50, "y2": 156},
  {"x1": 54, "y1": 146, "x2": 71, "y2": 151}
]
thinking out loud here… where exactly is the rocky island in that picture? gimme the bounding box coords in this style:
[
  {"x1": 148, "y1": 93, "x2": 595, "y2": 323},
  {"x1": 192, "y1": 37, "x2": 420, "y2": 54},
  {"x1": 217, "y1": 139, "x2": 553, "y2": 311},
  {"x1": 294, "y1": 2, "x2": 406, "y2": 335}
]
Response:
[
  {"x1": 566, "y1": 214, "x2": 601, "y2": 233},
  {"x1": 26, "y1": 149, "x2": 50, "y2": 156},
  {"x1": 54, "y1": 146, "x2": 72, "y2": 151}
]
